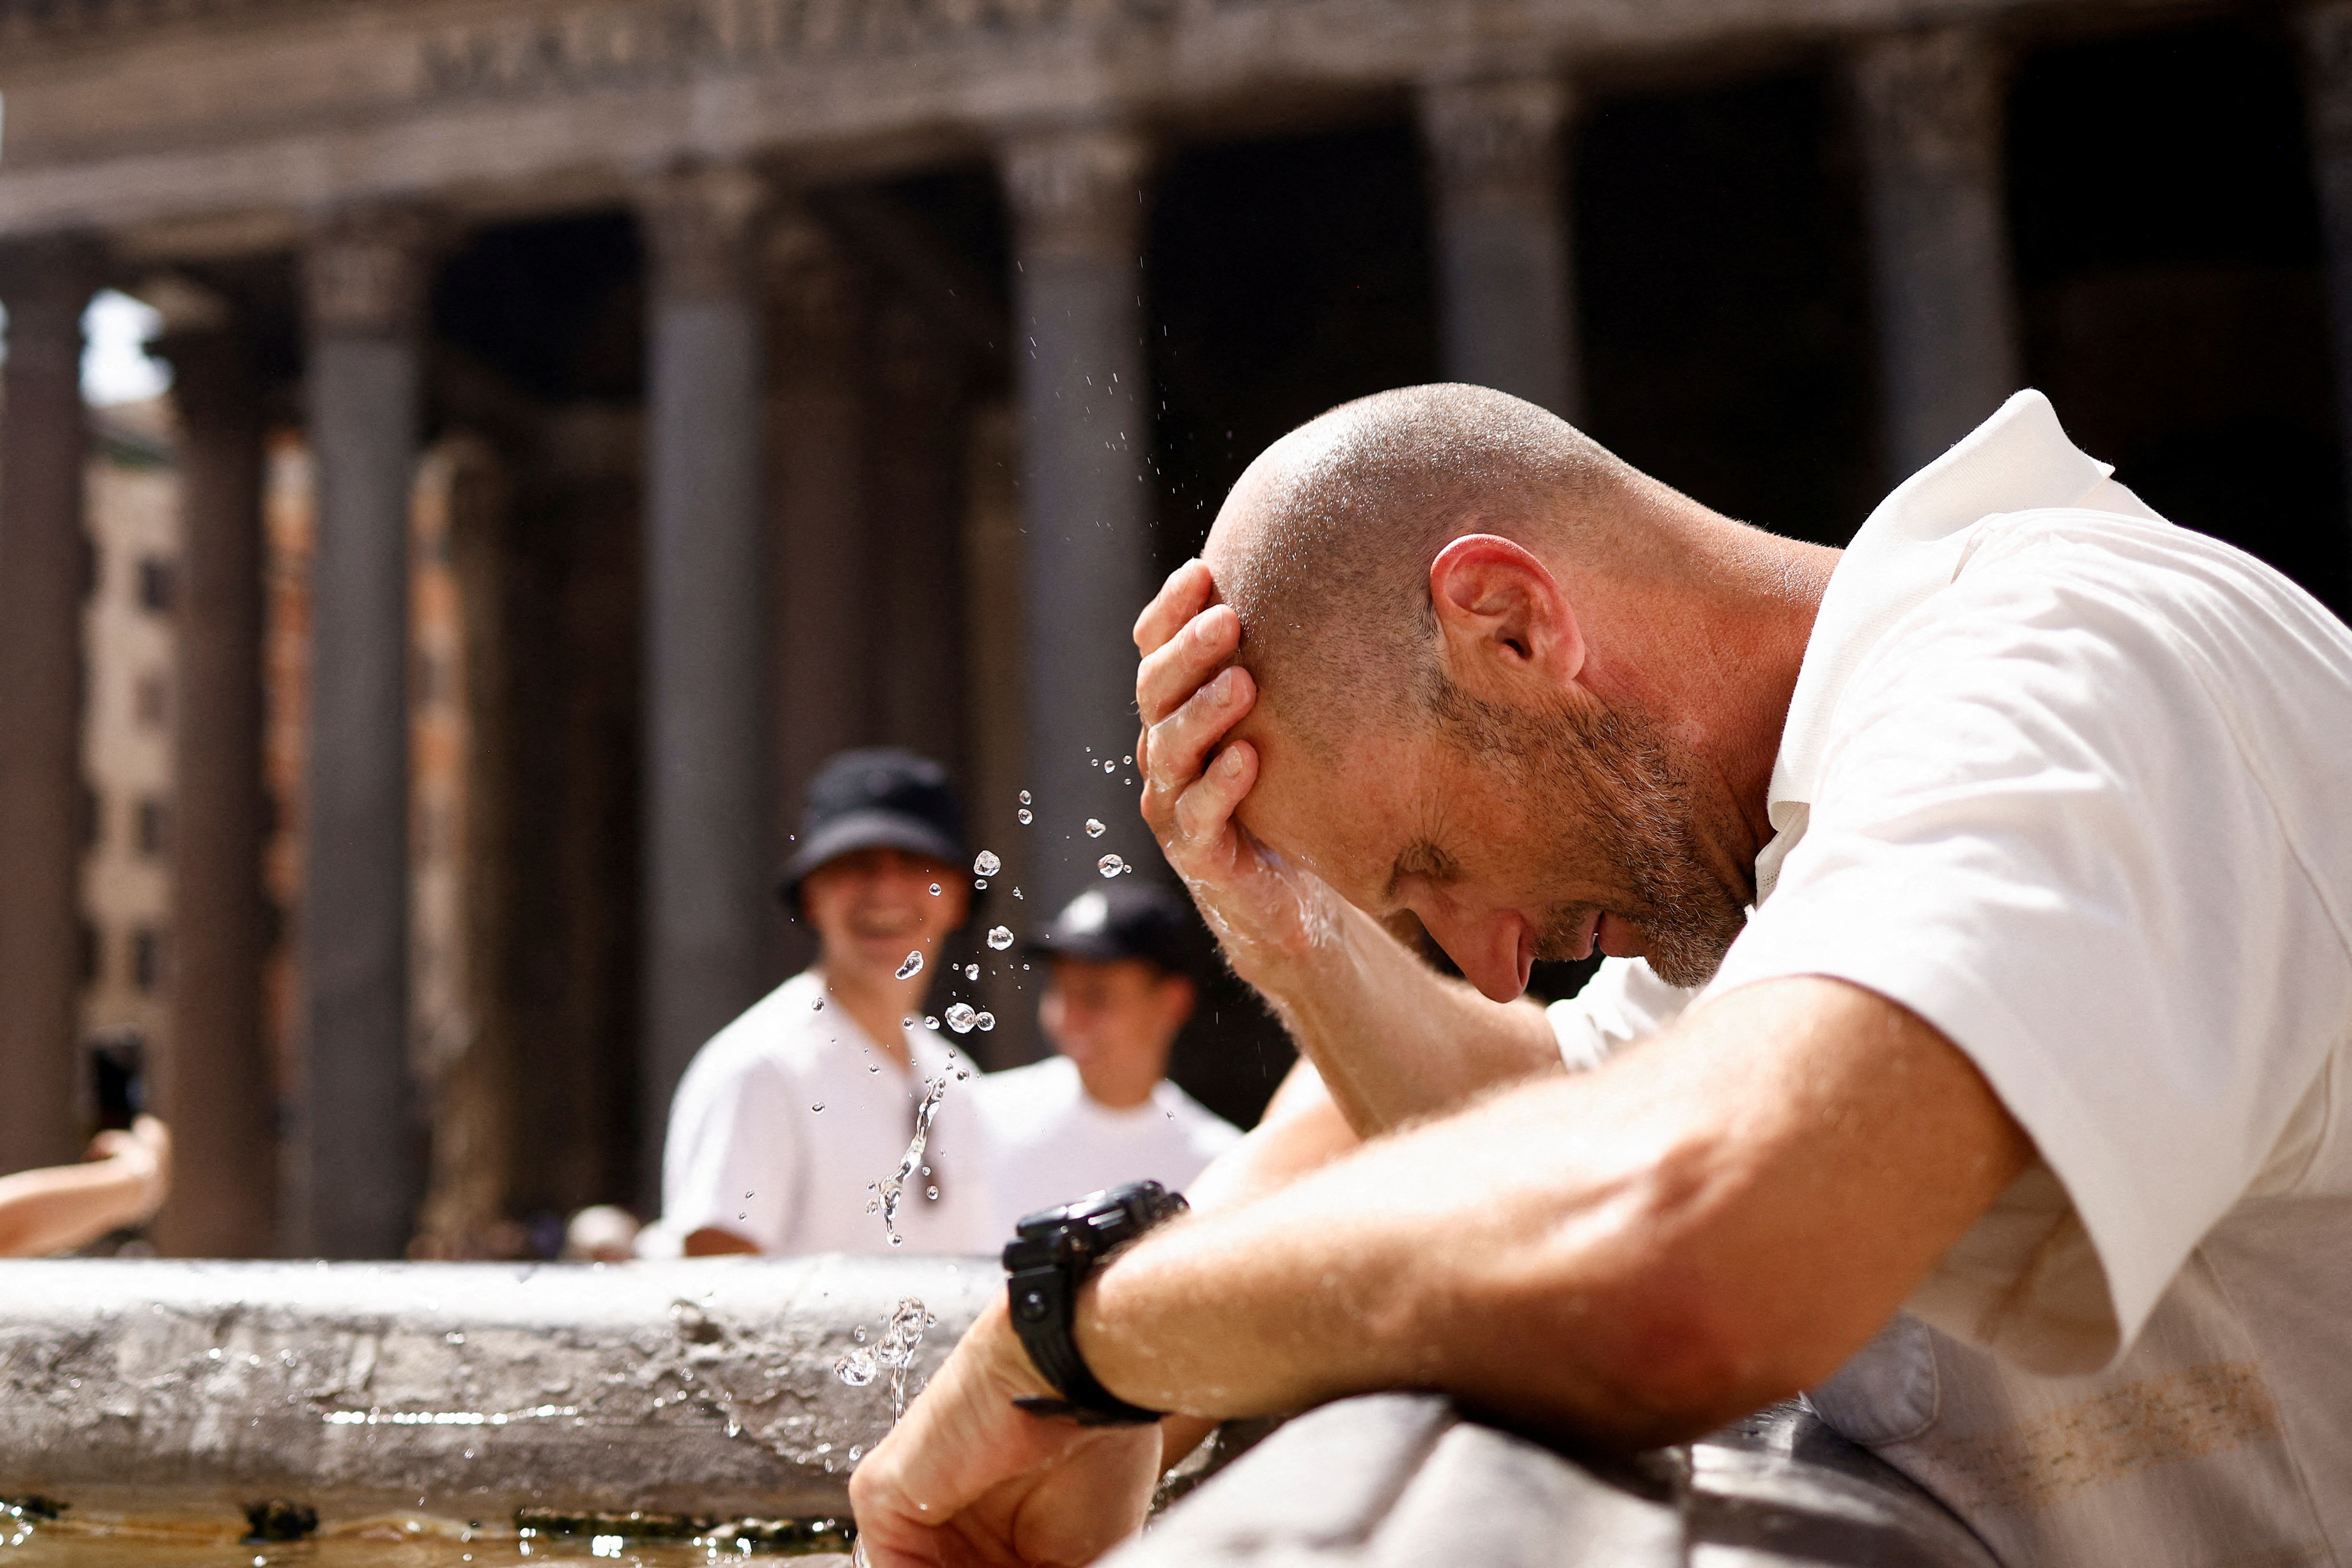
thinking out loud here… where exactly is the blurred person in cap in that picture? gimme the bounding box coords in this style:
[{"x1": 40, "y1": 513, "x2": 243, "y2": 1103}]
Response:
[
  {"x1": 650, "y1": 748, "x2": 996, "y2": 1257},
  {"x1": 970, "y1": 881, "x2": 1240, "y2": 1232}
]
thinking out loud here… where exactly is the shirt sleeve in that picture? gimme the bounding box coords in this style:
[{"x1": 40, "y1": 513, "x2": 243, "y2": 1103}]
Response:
[
  {"x1": 1546, "y1": 958, "x2": 1699, "y2": 1072},
  {"x1": 659, "y1": 1042, "x2": 803, "y2": 1253},
  {"x1": 1706, "y1": 553, "x2": 2352, "y2": 1374}
]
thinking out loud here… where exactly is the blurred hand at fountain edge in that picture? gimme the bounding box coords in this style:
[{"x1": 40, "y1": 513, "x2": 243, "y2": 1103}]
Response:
[
  {"x1": 848, "y1": 1296, "x2": 1162, "y2": 1568},
  {"x1": 0, "y1": 1113, "x2": 172, "y2": 1257}
]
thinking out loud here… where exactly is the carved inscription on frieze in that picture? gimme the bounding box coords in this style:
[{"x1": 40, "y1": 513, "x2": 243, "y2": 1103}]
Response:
[{"x1": 414, "y1": 0, "x2": 1203, "y2": 101}]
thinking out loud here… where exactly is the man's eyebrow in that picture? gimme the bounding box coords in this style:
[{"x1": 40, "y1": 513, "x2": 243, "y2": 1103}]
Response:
[{"x1": 1383, "y1": 838, "x2": 1460, "y2": 900}]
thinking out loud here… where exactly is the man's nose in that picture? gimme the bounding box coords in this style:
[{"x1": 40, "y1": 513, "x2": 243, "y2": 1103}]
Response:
[{"x1": 1420, "y1": 908, "x2": 1529, "y2": 1004}]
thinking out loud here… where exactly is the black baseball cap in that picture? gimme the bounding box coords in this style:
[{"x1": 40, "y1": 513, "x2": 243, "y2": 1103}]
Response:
[
  {"x1": 777, "y1": 748, "x2": 967, "y2": 914},
  {"x1": 1028, "y1": 880, "x2": 1195, "y2": 977}
]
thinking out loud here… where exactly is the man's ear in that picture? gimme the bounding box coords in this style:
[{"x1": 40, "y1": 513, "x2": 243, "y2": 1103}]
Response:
[{"x1": 1427, "y1": 534, "x2": 1585, "y2": 693}]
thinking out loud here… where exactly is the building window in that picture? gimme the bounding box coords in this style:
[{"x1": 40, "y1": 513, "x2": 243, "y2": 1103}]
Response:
[
  {"x1": 137, "y1": 556, "x2": 176, "y2": 615},
  {"x1": 135, "y1": 798, "x2": 168, "y2": 858},
  {"x1": 130, "y1": 928, "x2": 165, "y2": 993},
  {"x1": 134, "y1": 671, "x2": 169, "y2": 729}
]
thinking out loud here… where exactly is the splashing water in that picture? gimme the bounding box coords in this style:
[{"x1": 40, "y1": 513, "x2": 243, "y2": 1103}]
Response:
[
  {"x1": 811, "y1": 1102, "x2": 825, "y2": 1112},
  {"x1": 973, "y1": 850, "x2": 1002, "y2": 877},
  {"x1": 832, "y1": 1348, "x2": 877, "y2": 1387},
  {"x1": 987, "y1": 925, "x2": 1014, "y2": 950},
  {"x1": 929, "y1": 883, "x2": 941, "y2": 896},
  {"x1": 976, "y1": 1011, "x2": 996, "y2": 1032},
  {"x1": 923, "y1": 1015, "x2": 939, "y2": 1031},
  {"x1": 1019, "y1": 789, "x2": 1032, "y2": 805},
  {"x1": 1084, "y1": 818, "x2": 1107, "y2": 838},
  {"x1": 1018, "y1": 808, "x2": 1033, "y2": 824},
  {"x1": 1104, "y1": 760, "x2": 1118, "y2": 773},
  {"x1": 896, "y1": 950, "x2": 924, "y2": 980},
  {"x1": 876, "y1": 1077, "x2": 951, "y2": 1247},
  {"x1": 944, "y1": 1003, "x2": 976, "y2": 1034},
  {"x1": 1124, "y1": 755, "x2": 1133, "y2": 765},
  {"x1": 1098, "y1": 854, "x2": 1125, "y2": 877},
  {"x1": 812, "y1": 995, "x2": 825, "y2": 1010},
  {"x1": 964, "y1": 962, "x2": 979, "y2": 979}
]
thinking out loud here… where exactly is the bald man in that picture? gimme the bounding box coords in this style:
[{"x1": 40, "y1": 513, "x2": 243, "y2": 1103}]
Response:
[{"x1": 852, "y1": 387, "x2": 2352, "y2": 1568}]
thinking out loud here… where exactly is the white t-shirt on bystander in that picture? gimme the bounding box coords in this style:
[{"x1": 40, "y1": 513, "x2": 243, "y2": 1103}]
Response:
[
  {"x1": 657, "y1": 971, "x2": 998, "y2": 1256},
  {"x1": 970, "y1": 1054, "x2": 1242, "y2": 1235},
  {"x1": 1548, "y1": 391, "x2": 2352, "y2": 1567}
]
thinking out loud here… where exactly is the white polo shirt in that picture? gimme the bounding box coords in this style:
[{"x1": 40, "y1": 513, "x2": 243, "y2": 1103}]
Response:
[
  {"x1": 658, "y1": 971, "x2": 998, "y2": 1256},
  {"x1": 1549, "y1": 392, "x2": 2352, "y2": 1567},
  {"x1": 969, "y1": 1054, "x2": 1242, "y2": 1234}
]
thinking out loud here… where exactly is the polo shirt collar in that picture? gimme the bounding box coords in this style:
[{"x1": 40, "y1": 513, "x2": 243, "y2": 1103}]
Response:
[{"x1": 1753, "y1": 391, "x2": 2115, "y2": 905}]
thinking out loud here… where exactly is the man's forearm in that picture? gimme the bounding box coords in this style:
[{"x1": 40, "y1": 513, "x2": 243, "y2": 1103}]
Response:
[
  {"x1": 1244, "y1": 899, "x2": 1560, "y2": 1134},
  {"x1": 1067, "y1": 978, "x2": 2032, "y2": 1448}
]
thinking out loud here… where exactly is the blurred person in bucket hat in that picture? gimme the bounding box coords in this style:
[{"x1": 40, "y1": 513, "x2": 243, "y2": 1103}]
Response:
[
  {"x1": 969, "y1": 880, "x2": 1240, "y2": 1233},
  {"x1": 647, "y1": 748, "x2": 996, "y2": 1258}
]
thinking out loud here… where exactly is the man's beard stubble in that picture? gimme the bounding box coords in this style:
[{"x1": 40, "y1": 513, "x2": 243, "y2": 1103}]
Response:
[{"x1": 1437, "y1": 683, "x2": 1750, "y2": 990}]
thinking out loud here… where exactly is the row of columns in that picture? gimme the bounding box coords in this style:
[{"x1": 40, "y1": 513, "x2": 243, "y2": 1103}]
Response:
[{"x1": 7, "y1": 17, "x2": 2352, "y2": 1251}]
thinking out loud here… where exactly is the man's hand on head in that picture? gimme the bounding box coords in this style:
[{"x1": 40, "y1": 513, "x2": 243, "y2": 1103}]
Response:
[{"x1": 1133, "y1": 560, "x2": 1344, "y2": 984}]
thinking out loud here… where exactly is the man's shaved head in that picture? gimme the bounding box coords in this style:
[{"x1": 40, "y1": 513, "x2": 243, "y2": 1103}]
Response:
[
  {"x1": 1209, "y1": 383, "x2": 1646, "y2": 751},
  {"x1": 1202, "y1": 383, "x2": 1754, "y2": 988}
]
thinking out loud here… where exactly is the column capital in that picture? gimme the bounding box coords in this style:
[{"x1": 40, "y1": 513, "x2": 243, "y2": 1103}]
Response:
[
  {"x1": 1001, "y1": 125, "x2": 1153, "y2": 261},
  {"x1": 1417, "y1": 76, "x2": 1574, "y2": 204},
  {"x1": 0, "y1": 234, "x2": 102, "y2": 370},
  {"x1": 1850, "y1": 27, "x2": 2008, "y2": 179},
  {"x1": 304, "y1": 205, "x2": 442, "y2": 340},
  {"x1": 640, "y1": 164, "x2": 770, "y2": 304}
]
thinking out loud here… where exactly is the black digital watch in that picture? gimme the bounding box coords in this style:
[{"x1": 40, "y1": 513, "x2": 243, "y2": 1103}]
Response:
[{"x1": 1001, "y1": 1180, "x2": 1189, "y2": 1425}]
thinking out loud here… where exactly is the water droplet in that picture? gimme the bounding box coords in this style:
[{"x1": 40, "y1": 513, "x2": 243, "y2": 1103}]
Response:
[
  {"x1": 976, "y1": 1011, "x2": 996, "y2": 1032},
  {"x1": 811, "y1": 1102, "x2": 825, "y2": 1112},
  {"x1": 987, "y1": 925, "x2": 1014, "y2": 950},
  {"x1": 745, "y1": 1191, "x2": 755, "y2": 1198},
  {"x1": 925, "y1": 1185, "x2": 939, "y2": 1199},
  {"x1": 1098, "y1": 854, "x2": 1124, "y2": 877},
  {"x1": 929, "y1": 883, "x2": 941, "y2": 896},
  {"x1": 1013, "y1": 887, "x2": 1023, "y2": 899},
  {"x1": 832, "y1": 1349, "x2": 877, "y2": 1387},
  {"x1": 964, "y1": 962, "x2": 979, "y2": 979},
  {"x1": 974, "y1": 850, "x2": 1002, "y2": 877},
  {"x1": 924, "y1": 1015, "x2": 939, "y2": 1030},
  {"x1": 1019, "y1": 789, "x2": 1032, "y2": 805},
  {"x1": 889, "y1": 1235, "x2": 904, "y2": 1247},
  {"x1": 847, "y1": 1444, "x2": 863, "y2": 1462},
  {"x1": 854, "y1": 1327, "x2": 867, "y2": 1342},
  {"x1": 945, "y1": 1003, "x2": 977, "y2": 1034},
  {"x1": 975, "y1": 878, "x2": 988, "y2": 890},
  {"x1": 1084, "y1": 818, "x2": 1107, "y2": 838},
  {"x1": 867, "y1": 1063, "x2": 879, "y2": 1073},
  {"x1": 1017, "y1": 808, "x2": 1033, "y2": 824},
  {"x1": 896, "y1": 950, "x2": 924, "y2": 979},
  {"x1": 1104, "y1": 760, "x2": 1118, "y2": 773}
]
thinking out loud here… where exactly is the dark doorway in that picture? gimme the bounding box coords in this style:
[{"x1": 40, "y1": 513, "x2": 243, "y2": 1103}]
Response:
[
  {"x1": 2009, "y1": 17, "x2": 2347, "y2": 612},
  {"x1": 1577, "y1": 65, "x2": 1882, "y2": 548}
]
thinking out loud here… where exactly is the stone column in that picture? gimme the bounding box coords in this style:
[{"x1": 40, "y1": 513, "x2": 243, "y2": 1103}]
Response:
[
  {"x1": 1418, "y1": 76, "x2": 1582, "y2": 420},
  {"x1": 0, "y1": 236, "x2": 97, "y2": 1177},
  {"x1": 1851, "y1": 28, "x2": 2022, "y2": 482},
  {"x1": 290, "y1": 207, "x2": 433, "y2": 1258},
  {"x1": 869, "y1": 299, "x2": 969, "y2": 765},
  {"x1": 767, "y1": 213, "x2": 872, "y2": 863},
  {"x1": 639, "y1": 165, "x2": 771, "y2": 1186},
  {"x1": 153, "y1": 293, "x2": 275, "y2": 1257},
  {"x1": 1001, "y1": 126, "x2": 1156, "y2": 920},
  {"x1": 2300, "y1": 3, "x2": 2352, "y2": 509}
]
